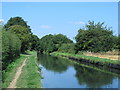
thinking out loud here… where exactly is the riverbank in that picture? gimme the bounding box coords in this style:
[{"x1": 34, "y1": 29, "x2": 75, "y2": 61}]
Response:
[
  {"x1": 50, "y1": 52, "x2": 120, "y2": 69},
  {"x1": 2, "y1": 51, "x2": 42, "y2": 88},
  {"x1": 83, "y1": 50, "x2": 119, "y2": 61}
]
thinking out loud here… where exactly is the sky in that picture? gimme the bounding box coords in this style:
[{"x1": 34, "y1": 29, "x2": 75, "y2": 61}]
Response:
[
  {"x1": 2, "y1": 2, "x2": 118, "y2": 41},
  {"x1": 1, "y1": 0, "x2": 119, "y2": 2}
]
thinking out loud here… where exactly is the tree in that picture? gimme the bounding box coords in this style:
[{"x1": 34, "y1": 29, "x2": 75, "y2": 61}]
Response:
[
  {"x1": 4, "y1": 17, "x2": 32, "y2": 53},
  {"x1": 2, "y1": 29, "x2": 21, "y2": 70},
  {"x1": 8, "y1": 25, "x2": 31, "y2": 53},
  {"x1": 38, "y1": 34, "x2": 55, "y2": 53},
  {"x1": 38, "y1": 34, "x2": 73, "y2": 53},
  {"x1": 4, "y1": 17, "x2": 31, "y2": 33},
  {"x1": 117, "y1": 35, "x2": 120, "y2": 50},
  {"x1": 52, "y1": 34, "x2": 73, "y2": 50},
  {"x1": 75, "y1": 21, "x2": 115, "y2": 53},
  {"x1": 30, "y1": 34, "x2": 39, "y2": 50},
  {"x1": 112, "y1": 36, "x2": 119, "y2": 49}
]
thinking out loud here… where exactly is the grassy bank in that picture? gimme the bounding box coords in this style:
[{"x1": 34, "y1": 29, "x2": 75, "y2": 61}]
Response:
[
  {"x1": 50, "y1": 52, "x2": 120, "y2": 67},
  {"x1": 16, "y1": 51, "x2": 42, "y2": 88},
  {"x1": 2, "y1": 51, "x2": 42, "y2": 88},
  {"x1": 2, "y1": 54, "x2": 27, "y2": 88}
]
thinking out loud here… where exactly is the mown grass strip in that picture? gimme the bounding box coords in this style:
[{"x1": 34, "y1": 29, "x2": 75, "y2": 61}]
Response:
[
  {"x1": 51, "y1": 52, "x2": 120, "y2": 65},
  {"x1": 2, "y1": 54, "x2": 28, "y2": 88},
  {"x1": 16, "y1": 51, "x2": 42, "y2": 88}
]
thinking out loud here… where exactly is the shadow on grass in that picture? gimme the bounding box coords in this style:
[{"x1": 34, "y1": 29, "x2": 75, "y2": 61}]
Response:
[{"x1": 21, "y1": 52, "x2": 31, "y2": 55}]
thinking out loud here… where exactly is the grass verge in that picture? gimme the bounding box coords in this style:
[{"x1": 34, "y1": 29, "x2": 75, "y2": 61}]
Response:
[
  {"x1": 50, "y1": 52, "x2": 120, "y2": 65},
  {"x1": 2, "y1": 51, "x2": 42, "y2": 88},
  {"x1": 2, "y1": 54, "x2": 27, "y2": 88},
  {"x1": 16, "y1": 51, "x2": 42, "y2": 88}
]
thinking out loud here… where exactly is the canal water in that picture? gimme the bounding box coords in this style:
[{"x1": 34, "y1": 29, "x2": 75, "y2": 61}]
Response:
[{"x1": 37, "y1": 53, "x2": 120, "y2": 88}]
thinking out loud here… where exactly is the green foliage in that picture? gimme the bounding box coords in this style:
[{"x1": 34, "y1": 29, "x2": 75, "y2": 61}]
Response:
[
  {"x1": 38, "y1": 34, "x2": 73, "y2": 53},
  {"x1": 53, "y1": 34, "x2": 73, "y2": 44},
  {"x1": 113, "y1": 35, "x2": 120, "y2": 51},
  {"x1": 2, "y1": 29, "x2": 21, "y2": 70},
  {"x1": 0, "y1": 25, "x2": 2, "y2": 56},
  {"x1": 58, "y1": 43, "x2": 75, "y2": 54},
  {"x1": 30, "y1": 34, "x2": 39, "y2": 50},
  {"x1": 8, "y1": 25, "x2": 31, "y2": 53},
  {"x1": 117, "y1": 35, "x2": 120, "y2": 50},
  {"x1": 4, "y1": 17, "x2": 31, "y2": 33},
  {"x1": 4, "y1": 17, "x2": 33, "y2": 53},
  {"x1": 75, "y1": 21, "x2": 115, "y2": 53}
]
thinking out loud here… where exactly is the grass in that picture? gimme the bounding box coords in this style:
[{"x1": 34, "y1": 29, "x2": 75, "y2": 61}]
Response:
[
  {"x1": 2, "y1": 54, "x2": 27, "y2": 88},
  {"x1": 83, "y1": 50, "x2": 119, "y2": 61},
  {"x1": 2, "y1": 51, "x2": 42, "y2": 88},
  {"x1": 50, "y1": 52, "x2": 120, "y2": 65},
  {"x1": 16, "y1": 51, "x2": 42, "y2": 88}
]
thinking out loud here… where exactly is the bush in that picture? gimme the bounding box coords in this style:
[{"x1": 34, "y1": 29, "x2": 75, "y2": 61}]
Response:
[{"x1": 2, "y1": 29, "x2": 21, "y2": 70}]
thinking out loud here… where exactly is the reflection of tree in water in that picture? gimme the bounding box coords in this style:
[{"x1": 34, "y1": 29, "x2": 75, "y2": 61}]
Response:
[
  {"x1": 37, "y1": 53, "x2": 71, "y2": 73},
  {"x1": 74, "y1": 64, "x2": 115, "y2": 88}
]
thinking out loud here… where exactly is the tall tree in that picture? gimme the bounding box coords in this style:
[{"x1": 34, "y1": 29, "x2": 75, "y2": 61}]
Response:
[
  {"x1": 4, "y1": 17, "x2": 33, "y2": 53},
  {"x1": 4, "y1": 17, "x2": 31, "y2": 33},
  {"x1": 8, "y1": 25, "x2": 31, "y2": 53},
  {"x1": 75, "y1": 21, "x2": 115, "y2": 53}
]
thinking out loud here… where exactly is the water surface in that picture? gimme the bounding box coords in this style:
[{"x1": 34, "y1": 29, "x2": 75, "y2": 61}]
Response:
[{"x1": 37, "y1": 53, "x2": 120, "y2": 88}]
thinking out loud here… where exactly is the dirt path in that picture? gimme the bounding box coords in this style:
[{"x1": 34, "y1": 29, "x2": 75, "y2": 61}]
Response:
[{"x1": 8, "y1": 58, "x2": 27, "y2": 88}]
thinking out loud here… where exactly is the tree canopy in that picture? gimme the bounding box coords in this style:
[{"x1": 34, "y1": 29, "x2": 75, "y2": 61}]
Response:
[
  {"x1": 8, "y1": 25, "x2": 31, "y2": 53},
  {"x1": 2, "y1": 29, "x2": 21, "y2": 69},
  {"x1": 75, "y1": 21, "x2": 115, "y2": 53},
  {"x1": 3, "y1": 17, "x2": 34, "y2": 53},
  {"x1": 37, "y1": 34, "x2": 73, "y2": 53},
  {"x1": 30, "y1": 34, "x2": 39, "y2": 50},
  {"x1": 4, "y1": 17, "x2": 31, "y2": 33}
]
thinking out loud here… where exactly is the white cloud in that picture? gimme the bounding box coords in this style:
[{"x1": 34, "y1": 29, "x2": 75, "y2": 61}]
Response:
[
  {"x1": 0, "y1": 19, "x2": 5, "y2": 24},
  {"x1": 69, "y1": 21, "x2": 85, "y2": 25},
  {"x1": 40, "y1": 25, "x2": 51, "y2": 29}
]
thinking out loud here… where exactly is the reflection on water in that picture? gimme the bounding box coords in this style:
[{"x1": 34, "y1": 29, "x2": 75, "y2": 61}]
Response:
[
  {"x1": 37, "y1": 54, "x2": 72, "y2": 73},
  {"x1": 74, "y1": 64, "x2": 116, "y2": 88},
  {"x1": 37, "y1": 53, "x2": 120, "y2": 88}
]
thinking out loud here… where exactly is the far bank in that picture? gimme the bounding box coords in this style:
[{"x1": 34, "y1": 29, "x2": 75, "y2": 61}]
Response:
[{"x1": 50, "y1": 52, "x2": 120, "y2": 70}]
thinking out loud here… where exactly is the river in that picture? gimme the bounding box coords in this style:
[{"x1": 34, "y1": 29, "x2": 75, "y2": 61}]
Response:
[{"x1": 37, "y1": 53, "x2": 120, "y2": 88}]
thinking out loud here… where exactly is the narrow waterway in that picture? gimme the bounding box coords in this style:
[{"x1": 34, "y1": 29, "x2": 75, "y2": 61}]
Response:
[{"x1": 37, "y1": 53, "x2": 120, "y2": 88}]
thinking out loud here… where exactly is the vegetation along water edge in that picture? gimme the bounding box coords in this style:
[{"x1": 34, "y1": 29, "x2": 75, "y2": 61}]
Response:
[
  {"x1": 50, "y1": 52, "x2": 120, "y2": 70},
  {"x1": 2, "y1": 51, "x2": 42, "y2": 88}
]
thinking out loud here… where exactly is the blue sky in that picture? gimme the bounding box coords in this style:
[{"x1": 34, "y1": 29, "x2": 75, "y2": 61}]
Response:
[{"x1": 2, "y1": 2, "x2": 118, "y2": 41}]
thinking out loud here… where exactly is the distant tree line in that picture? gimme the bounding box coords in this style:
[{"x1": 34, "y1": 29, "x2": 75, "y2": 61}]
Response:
[
  {"x1": 37, "y1": 34, "x2": 73, "y2": 53},
  {"x1": 1, "y1": 16, "x2": 120, "y2": 70},
  {"x1": 37, "y1": 21, "x2": 119, "y2": 54}
]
